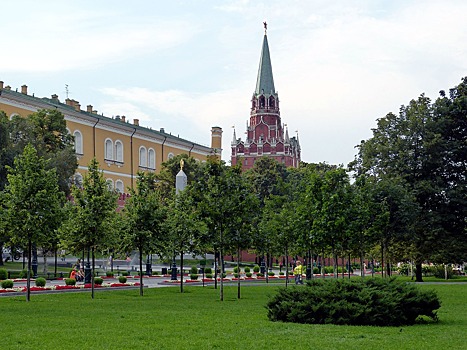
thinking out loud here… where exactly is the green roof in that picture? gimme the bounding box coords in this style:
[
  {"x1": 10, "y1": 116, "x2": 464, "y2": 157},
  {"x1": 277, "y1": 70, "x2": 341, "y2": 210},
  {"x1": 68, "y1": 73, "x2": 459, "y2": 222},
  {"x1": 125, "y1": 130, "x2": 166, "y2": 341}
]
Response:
[{"x1": 254, "y1": 34, "x2": 275, "y2": 96}]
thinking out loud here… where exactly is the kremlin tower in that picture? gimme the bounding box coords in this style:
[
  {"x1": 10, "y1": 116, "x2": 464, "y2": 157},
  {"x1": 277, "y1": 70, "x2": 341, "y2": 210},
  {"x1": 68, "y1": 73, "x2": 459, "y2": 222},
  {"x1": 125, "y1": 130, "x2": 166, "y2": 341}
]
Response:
[{"x1": 231, "y1": 23, "x2": 301, "y2": 169}]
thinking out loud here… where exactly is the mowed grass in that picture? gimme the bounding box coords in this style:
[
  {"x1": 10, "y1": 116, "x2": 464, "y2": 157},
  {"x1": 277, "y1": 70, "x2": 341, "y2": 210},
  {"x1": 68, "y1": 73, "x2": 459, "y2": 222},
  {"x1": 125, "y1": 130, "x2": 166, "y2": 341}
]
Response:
[{"x1": 1, "y1": 283, "x2": 466, "y2": 350}]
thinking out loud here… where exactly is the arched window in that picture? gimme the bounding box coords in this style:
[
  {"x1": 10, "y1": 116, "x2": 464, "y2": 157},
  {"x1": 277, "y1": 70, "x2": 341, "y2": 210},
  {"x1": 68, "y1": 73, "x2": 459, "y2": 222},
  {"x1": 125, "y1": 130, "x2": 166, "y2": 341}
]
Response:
[
  {"x1": 148, "y1": 148, "x2": 155, "y2": 169},
  {"x1": 259, "y1": 96, "x2": 265, "y2": 108},
  {"x1": 115, "y1": 180, "x2": 124, "y2": 193},
  {"x1": 74, "y1": 130, "x2": 83, "y2": 155},
  {"x1": 139, "y1": 146, "x2": 147, "y2": 167},
  {"x1": 105, "y1": 139, "x2": 113, "y2": 160},
  {"x1": 167, "y1": 153, "x2": 174, "y2": 160},
  {"x1": 268, "y1": 96, "x2": 275, "y2": 108},
  {"x1": 115, "y1": 140, "x2": 123, "y2": 163}
]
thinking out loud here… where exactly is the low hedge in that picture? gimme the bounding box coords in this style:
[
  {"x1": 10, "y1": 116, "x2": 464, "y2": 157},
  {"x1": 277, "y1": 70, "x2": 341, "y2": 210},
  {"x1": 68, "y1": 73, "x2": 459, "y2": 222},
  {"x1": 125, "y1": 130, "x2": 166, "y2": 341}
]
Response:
[{"x1": 267, "y1": 278, "x2": 440, "y2": 326}]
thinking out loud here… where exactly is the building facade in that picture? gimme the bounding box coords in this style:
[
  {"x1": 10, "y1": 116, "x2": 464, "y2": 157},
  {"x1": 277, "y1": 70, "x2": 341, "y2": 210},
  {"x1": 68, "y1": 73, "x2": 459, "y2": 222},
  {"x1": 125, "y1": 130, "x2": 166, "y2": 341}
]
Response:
[
  {"x1": 231, "y1": 26, "x2": 301, "y2": 170},
  {"x1": 0, "y1": 81, "x2": 222, "y2": 193}
]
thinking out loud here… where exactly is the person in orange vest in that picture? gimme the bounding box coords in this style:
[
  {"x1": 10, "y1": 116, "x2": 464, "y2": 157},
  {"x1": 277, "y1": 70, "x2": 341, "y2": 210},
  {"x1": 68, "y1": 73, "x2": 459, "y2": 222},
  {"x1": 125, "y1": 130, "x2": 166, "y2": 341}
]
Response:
[{"x1": 69, "y1": 268, "x2": 77, "y2": 280}]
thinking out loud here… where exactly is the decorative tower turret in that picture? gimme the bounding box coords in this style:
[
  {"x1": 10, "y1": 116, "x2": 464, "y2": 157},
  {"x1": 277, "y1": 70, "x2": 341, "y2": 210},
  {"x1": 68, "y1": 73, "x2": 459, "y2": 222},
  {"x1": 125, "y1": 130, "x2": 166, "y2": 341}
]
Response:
[{"x1": 231, "y1": 23, "x2": 301, "y2": 169}]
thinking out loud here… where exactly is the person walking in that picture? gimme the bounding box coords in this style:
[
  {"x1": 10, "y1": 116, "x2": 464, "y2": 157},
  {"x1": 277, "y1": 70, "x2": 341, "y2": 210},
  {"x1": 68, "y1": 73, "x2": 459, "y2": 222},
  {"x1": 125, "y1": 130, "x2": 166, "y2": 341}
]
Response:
[{"x1": 294, "y1": 261, "x2": 304, "y2": 285}]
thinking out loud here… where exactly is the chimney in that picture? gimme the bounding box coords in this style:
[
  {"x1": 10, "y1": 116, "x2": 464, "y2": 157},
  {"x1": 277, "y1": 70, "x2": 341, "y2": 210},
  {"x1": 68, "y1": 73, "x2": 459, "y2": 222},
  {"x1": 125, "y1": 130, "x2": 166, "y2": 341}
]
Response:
[
  {"x1": 65, "y1": 98, "x2": 73, "y2": 106},
  {"x1": 0, "y1": 81, "x2": 3, "y2": 89},
  {"x1": 133, "y1": 119, "x2": 139, "y2": 126},
  {"x1": 160, "y1": 128, "x2": 165, "y2": 133},
  {"x1": 121, "y1": 116, "x2": 126, "y2": 122},
  {"x1": 74, "y1": 100, "x2": 81, "y2": 111},
  {"x1": 5, "y1": 85, "x2": 11, "y2": 90},
  {"x1": 21, "y1": 85, "x2": 28, "y2": 94},
  {"x1": 87, "y1": 105, "x2": 93, "y2": 113},
  {"x1": 51, "y1": 94, "x2": 59, "y2": 103}
]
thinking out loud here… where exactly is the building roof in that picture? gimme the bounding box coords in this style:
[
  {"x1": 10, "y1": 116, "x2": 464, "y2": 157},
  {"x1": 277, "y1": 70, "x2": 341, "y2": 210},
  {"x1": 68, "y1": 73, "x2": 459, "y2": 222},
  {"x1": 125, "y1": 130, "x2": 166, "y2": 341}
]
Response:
[{"x1": 254, "y1": 34, "x2": 275, "y2": 96}]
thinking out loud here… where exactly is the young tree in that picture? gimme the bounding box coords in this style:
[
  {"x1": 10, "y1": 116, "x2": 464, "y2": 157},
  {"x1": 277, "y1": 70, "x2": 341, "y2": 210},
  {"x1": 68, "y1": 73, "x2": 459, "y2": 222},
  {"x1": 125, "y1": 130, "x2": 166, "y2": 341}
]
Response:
[
  {"x1": 120, "y1": 172, "x2": 167, "y2": 296},
  {"x1": 2, "y1": 144, "x2": 64, "y2": 301},
  {"x1": 60, "y1": 158, "x2": 118, "y2": 298}
]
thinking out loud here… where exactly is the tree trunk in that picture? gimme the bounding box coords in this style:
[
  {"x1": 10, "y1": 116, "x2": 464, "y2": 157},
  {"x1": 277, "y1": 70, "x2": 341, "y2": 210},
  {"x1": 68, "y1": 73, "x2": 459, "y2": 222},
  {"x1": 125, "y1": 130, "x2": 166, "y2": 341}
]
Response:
[
  {"x1": 139, "y1": 247, "x2": 144, "y2": 296},
  {"x1": 26, "y1": 239, "x2": 32, "y2": 302},
  {"x1": 220, "y1": 247, "x2": 224, "y2": 301},
  {"x1": 91, "y1": 247, "x2": 95, "y2": 299},
  {"x1": 285, "y1": 247, "x2": 289, "y2": 288},
  {"x1": 43, "y1": 251, "x2": 48, "y2": 274},
  {"x1": 180, "y1": 250, "x2": 184, "y2": 293},
  {"x1": 237, "y1": 246, "x2": 241, "y2": 299},
  {"x1": 415, "y1": 262, "x2": 423, "y2": 282}
]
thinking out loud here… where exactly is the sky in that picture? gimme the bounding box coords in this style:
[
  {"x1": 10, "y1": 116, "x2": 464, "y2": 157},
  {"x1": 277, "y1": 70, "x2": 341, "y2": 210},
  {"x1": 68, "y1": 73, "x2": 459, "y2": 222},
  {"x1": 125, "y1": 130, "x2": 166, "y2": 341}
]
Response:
[{"x1": 2, "y1": 0, "x2": 466, "y2": 166}]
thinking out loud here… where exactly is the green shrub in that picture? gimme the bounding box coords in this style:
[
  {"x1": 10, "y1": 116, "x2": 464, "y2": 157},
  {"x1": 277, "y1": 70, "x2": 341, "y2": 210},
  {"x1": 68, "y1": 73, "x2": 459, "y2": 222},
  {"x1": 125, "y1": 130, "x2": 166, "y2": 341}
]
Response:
[
  {"x1": 65, "y1": 278, "x2": 76, "y2": 286},
  {"x1": 94, "y1": 277, "x2": 103, "y2": 285},
  {"x1": 204, "y1": 267, "x2": 212, "y2": 274},
  {"x1": 313, "y1": 267, "x2": 320, "y2": 274},
  {"x1": 0, "y1": 268, "x2": 8, "y2": 280},
  {"x1": 205, "y1": 273, "x2": 213, "y2": 279},
  {"x1": 267, "y1": 278, "x2": 440, "y2": 326},
  {"x1": 233, "y1": 267, "x2": 241, "y2": 273},
  {"x1": 244, "y1": 267, "x2": 250, "y2": 273},
  {"x1": 1, "y1": 279, "x2": 14, "y2": 289},
  {"x1": 190, "y1": 274, "x2": 198, "y2": 280},
  {"x1": 118, "y1": 276, "x2": 127, "y2": 283},
  {"x1": 190, "y1": 266, "x2": 198, "y2": 274},
  {"x1": 121, "y1": 271, "x2": 129, "y2": 276},
  {"x1": 257, "y1": 273, "x2": 264, "y2": 277},
  {"x1": 19, "y1": 269, "x2": 28, "y2": 278},
  {"x1": 245, "y1": 272, "x2": 252, "y2": 278},
  {"x1": 106, "y1": 271, "x2": 114, "y2": 278},
  {"x1": 268, "y1": 271, "x2": 275, "y2": 276},
  {"x1": 253, "y1": 265, "x2": 260, "y2": 273},
  {"x1": 152, "y1": 271, "x2": 160, "y2": 276},
  {"x1": 35, "y1": 277, "x2": 46, "y2": 287},
  {"x1": 233, "y1": 273, "x2": 239, "y2": 278},
  {"x1": 279, "y1": 272, "x2": 285, "y2": 276}
]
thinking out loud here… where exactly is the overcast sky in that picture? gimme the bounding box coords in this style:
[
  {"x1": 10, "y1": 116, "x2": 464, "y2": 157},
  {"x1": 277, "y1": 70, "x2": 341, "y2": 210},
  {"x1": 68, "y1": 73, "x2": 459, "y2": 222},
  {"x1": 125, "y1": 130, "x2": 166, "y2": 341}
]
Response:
[{"x1": 2, "y1": 0, "x2": 466, "y2": 166}]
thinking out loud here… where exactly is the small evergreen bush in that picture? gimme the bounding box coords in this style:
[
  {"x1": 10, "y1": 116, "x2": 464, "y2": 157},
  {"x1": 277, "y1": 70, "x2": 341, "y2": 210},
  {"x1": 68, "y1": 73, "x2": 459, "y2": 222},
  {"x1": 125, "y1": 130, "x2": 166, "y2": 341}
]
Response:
[
  {"x1": 245, "y1": 272, "x2": 253, "y2": 278},
  {"x1": 244, "y1": 267, "x2": 251, "y2": 273},
  {"x1": 233, "y1": 267, "x2": 241, "y2": 273},
  {"x1": 257, "y1": 273, "x2": 264, "y2": 277},
  {"x1": 267, "y1": 278, "x2": 440, "y2": 326},
  {"x1": 279, "y1": 272, "x2": 285, "y2": 276},
  {"x1": 106, "y1": 271, "x2": 114, "y2": 278},
  {"x1": 190, "y1": 266, "x2": 198, "y2": 274},
  {"x1": 0, "y1": 268, "x2": 8, "y2": 280},
  {"x1": 65, "y1": 278, "x2": 76, "y2": 286},
  {"x1": 253, "y1": 265, "x2": 260, "y2": 273},
  {"x1": 190, "y1": 274, "x2": 198, "y2": 280},
  {"x1": 206, "y1": 273, "x2": 213, "y2": 279},
  {"x1": 204, "y1": 267, "x2": 212, "y2": 274},
  {"x1": 233, "y1": 273, "x2": 239, "y2": 278},
  {"x1": 118, "y1": 276, "x2": 127, "y2": 283},
  {"x1": 19, "y1": 269, "x2": 28, "y2": 278},
  {"x1": 121, "y1": 271, "x2": 129, "y2": 276},
  {"x1": 94, "y1": 277, "x2": 103, "y2": 285},
  {"x1": 268, "y1": 271, "x2": 275, "y2": 276},
  {"x1": 1, "y1": 279, "x2": 14, "y2": 289},
  {"x1": 35, "y1": 277, "x2": 46, "y2": 287}
]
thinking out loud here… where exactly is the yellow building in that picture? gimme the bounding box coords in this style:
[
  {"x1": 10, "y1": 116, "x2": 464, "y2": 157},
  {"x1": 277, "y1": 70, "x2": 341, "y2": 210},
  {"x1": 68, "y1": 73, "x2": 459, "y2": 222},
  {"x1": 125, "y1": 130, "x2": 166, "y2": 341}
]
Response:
[{"x1": 0, "y1": 81, "x2": 222, "y2": 192}]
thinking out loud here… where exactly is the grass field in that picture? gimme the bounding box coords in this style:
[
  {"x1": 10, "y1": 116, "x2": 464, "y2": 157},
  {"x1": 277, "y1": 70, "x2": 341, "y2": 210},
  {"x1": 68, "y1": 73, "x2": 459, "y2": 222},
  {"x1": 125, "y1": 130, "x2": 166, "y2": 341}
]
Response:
[{"x1": 1, "y1": 283, "x2": 466, "y2": 349}]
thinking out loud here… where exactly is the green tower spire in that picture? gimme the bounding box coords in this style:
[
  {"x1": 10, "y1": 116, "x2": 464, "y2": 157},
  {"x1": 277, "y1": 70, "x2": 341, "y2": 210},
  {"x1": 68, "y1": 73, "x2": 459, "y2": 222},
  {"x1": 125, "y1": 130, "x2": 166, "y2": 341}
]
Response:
[{"x1": 254, "y1": 24, "x2": 275, "y2": 96}]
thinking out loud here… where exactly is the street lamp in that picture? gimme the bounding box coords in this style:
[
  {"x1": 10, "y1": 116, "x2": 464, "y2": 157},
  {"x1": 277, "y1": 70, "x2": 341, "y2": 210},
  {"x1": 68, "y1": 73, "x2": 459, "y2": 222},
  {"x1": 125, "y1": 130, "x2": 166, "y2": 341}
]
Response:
[{"x1": 171, "y1": 159, "x2": 187, "y2": 282}]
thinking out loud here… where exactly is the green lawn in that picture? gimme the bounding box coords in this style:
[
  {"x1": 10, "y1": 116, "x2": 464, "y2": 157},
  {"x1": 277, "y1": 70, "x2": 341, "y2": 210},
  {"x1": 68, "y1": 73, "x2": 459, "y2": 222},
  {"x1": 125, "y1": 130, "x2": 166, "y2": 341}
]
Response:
[{"x1": 1, "y1": 283, "x2": 466, "y2": 349}]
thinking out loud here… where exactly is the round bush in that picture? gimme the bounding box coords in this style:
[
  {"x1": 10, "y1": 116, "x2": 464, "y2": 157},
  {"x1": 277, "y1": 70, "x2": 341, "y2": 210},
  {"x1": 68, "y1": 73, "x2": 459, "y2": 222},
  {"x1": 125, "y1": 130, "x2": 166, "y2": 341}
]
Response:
[
  {"x1": 118, "y1": 276, "x2": 127, "y2": 283},
  {"x1": 35, "y1": 277, "x2": 46, "y2": 287},
  {"x1": 1, "y1": 279, "x2": 14, "y2": 289},
  {"x1": 190, "y1": 266, "x2": 198, "y2": 274},
  {"x1": 245, "y1": 272, "x2": 253, "y2": 278},
  {"x1": 19, "y1": 269, "x2": 28, "y2": 278},
  {"x1": 267, "y1": 278, "x2": 440, "y2": 326},
  {"x1": 233, "y1": 273, "x2": 239, "y2": 278},
  {"x1": 190, "y1": 274, "x2": 198, "y2": 280},
  {"x1": 268, "y1": 271, "x2": 275, "y2": 276},
  {"x1": 253, "y1": 265, "x2": 260, "y2": 273},
  {"x1": 121, "y1": 271, "x2": 129, "y2": 277},
  {"x1": 65, "y1": 278, "x2": 76, "y2": 286},
  {"x1": 94, "y1": 277, "x2": 103, "y2": 285},
  {"x1": 257, "y1": 273, "x2": 264, "y2": 277},
  {"x1": 0, "y1": 268, "x2": 8, "y2": 280},
  {"x1": 204, "y1": 267, "x2": 212, "y2": 274},
  {"x1": 205, "y1": 273, "x2": 213, "y2": 279},
  {"x1": 279, "y1": 272, "x2": 285, "y2": 276},
  {"x1": 233, "y1": 267, "x2": 241, "y2": 273},
  {"x1": 106, "y1": 271, "x2": 114, "y2": 278},
  {"x1": 244, "y1": 267, "x2": 251, "y2": 273}
]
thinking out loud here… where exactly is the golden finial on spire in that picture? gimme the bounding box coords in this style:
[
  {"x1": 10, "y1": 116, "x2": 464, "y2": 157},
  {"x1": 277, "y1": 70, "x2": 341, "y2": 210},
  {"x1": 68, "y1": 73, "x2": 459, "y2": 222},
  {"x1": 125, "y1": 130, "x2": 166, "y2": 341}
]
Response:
[{"x1": 180, "y1": 159, "x2": 184, "y2": 171}]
